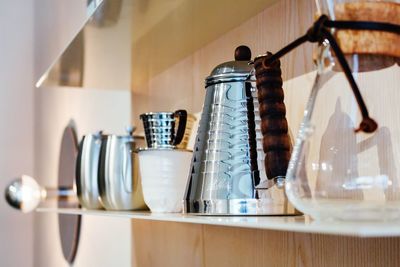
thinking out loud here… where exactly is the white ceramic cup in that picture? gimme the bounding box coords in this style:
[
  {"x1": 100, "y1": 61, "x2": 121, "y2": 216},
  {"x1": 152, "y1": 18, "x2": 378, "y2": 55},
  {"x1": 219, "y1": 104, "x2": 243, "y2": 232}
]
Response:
[{"x1": 138, "y1": 148, "x2": 192, "y2": 213}]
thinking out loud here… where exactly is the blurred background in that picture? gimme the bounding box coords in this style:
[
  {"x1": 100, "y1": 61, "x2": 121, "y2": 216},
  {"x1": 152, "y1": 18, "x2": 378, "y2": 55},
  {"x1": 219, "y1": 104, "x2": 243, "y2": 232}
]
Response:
[
  {"x1": 0, "y1": 1, "x2": 133, "y2": 266},
  {"x1": 0, "y1": 1, "x2": 34, "y2": 266}
]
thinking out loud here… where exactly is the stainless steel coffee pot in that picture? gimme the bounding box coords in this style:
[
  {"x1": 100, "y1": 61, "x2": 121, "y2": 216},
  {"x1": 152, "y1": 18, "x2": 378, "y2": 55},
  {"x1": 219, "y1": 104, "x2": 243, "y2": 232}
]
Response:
[
  {"x1": 184, "y1": 46, "x2": 297, "y2": 215},
  {"x1": 98, "y1": 127, "x2": 147, "y2": 210}
]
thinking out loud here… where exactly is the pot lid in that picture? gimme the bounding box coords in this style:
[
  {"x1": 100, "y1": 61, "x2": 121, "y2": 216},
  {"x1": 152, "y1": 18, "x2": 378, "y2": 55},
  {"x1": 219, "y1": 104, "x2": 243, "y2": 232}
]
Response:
[{"x1": 206, "y1": 45, "x2": 253, "y2": 85}]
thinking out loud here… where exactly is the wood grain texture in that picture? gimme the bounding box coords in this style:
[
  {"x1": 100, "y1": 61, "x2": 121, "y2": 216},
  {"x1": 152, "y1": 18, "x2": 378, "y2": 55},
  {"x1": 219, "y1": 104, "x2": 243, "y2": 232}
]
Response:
[
  {"x1": 131, "y1": 220, "x2": 204, "y2": 267},
  {"x1": 130, "y1": 0, "x2": 279, "y2": 91},
  {"x1": 132, "y1": 220, "x2": 400, "y2": 267},
  {"x1": 131, "y1": 0, "x2": 315, "y2": 129},
  {"x1": 130, "y1": 0, "x2": 400, "y2": 266}
]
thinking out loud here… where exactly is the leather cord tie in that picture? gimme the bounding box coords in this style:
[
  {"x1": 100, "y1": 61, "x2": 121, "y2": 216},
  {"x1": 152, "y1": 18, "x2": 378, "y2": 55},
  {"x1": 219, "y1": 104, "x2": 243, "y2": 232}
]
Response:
[{"x1": 263, "y1": 15, "x2": 400, "y2": 134}]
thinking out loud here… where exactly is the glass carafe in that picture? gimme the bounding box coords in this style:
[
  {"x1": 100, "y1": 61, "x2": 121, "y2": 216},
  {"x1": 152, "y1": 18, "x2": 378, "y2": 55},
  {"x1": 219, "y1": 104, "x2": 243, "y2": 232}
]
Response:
[{"x1": 286, "y1": 0, "x2": 400, "y2": 220}]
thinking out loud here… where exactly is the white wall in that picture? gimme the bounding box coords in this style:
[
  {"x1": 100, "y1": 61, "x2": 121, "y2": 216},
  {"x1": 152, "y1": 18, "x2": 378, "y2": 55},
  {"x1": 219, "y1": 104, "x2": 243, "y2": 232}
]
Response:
[
  {"x1": 0, "y1": 1, "x2": 34, "y2": 267},
  {"x1": 34, "y1": 87, "x2": 132, "y2": 267},
  {"x1": 34, "y1": 1, "x2": 132, "y2": 266}
]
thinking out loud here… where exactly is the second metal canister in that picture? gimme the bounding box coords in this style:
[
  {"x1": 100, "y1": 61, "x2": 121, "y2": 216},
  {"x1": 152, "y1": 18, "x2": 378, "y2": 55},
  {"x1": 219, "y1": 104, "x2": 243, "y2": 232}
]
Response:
[{"x1": 98, "y1": 128, "x2": 147, "y2": 210}]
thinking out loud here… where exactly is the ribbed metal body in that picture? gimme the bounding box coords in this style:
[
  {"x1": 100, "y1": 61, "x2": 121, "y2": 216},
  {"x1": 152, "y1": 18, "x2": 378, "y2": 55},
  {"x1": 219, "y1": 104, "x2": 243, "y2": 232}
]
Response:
[
  {"x1": 184, "y1": 46, "x2": 298, "y2": 215},
  {"x1": 184, "y1": 77, "x2": 264, "y2": 214},
  {"x1": 140, "y1": 111, "x2": 195, "y2": 149}
]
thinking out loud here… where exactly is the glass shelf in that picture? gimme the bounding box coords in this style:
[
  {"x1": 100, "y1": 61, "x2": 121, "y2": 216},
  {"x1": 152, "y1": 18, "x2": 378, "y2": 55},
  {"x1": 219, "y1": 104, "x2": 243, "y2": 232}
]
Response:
[{"x1": 36, "y1": 207, "x2": 400, "y2": 238}]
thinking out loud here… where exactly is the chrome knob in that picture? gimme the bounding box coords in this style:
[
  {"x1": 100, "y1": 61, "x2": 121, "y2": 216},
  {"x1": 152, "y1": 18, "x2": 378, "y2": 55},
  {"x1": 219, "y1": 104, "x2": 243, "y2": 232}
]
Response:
[
  {"x1": 5, "y1": 175, "x2": 44, "y2": 213},
  {"x1": 4, "y1": 175, "x2": 76, "y2": 213}
]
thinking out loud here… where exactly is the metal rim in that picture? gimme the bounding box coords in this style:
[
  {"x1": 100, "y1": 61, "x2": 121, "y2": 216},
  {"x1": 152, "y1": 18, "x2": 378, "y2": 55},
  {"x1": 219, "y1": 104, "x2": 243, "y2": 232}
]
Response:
[
  {"x1": 140, "y1": 112, "x2": 196, "y2": 120},
  {"x1": 137, "y1": 147, "x2": 193, "y2": 153}
]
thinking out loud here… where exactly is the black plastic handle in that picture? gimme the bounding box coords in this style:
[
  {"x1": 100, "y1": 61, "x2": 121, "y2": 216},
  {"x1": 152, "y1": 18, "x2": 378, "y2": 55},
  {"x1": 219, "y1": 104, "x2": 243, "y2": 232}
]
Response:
[{"x1": 173, "y1": 109, "x2": 187, "y2": 146}]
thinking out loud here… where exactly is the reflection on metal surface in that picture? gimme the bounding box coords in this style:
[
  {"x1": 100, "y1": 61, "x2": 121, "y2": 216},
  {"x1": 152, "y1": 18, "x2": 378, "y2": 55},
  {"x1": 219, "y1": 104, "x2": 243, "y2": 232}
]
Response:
[
  {"x1": 184, "y1": 47, "x2": 299, "y2": 215},
  {"x1": 5, "y1": 175, "x2": 45, "y2": 213},
  {"x1": 98, "y1": 131, "x2": 147, "y2": 210},
  {"x1": 90, "y1": 0, "x2": 122, "y2": 27},
  {"x1": 36, "y1": 0, "x2": 278, "y2": 90},
  {"x1": 76, "y1": 132, "x2": 104, "y2": 209},
  {"x1": 4, "y1": 175, "x2": 76, "y2": 213},
  {"x1": 45, "y1": 32, "x2": 84, "y2": 87},
  {"x1": 36, "y1": 0, "x2": 104, "y2": 88},
  {"x1": 140, "y1": 110, "x2": 196, "y2": 149},
  {"x1": 37, "y1": 0, "x2": 131, "y2": 89}
]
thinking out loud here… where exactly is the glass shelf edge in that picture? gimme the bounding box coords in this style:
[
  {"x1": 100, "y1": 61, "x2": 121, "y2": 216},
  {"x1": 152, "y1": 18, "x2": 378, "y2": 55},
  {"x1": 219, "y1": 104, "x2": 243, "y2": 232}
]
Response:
[{"x1": 35, "y1": 207, "x2": 400, "y2": 238}]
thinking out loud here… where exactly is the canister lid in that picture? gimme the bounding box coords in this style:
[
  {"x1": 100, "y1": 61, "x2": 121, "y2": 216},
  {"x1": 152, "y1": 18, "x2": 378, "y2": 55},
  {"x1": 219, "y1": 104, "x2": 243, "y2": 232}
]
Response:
[{"x1": 205, "y1": 45, "x2": 253, "y2": 86}]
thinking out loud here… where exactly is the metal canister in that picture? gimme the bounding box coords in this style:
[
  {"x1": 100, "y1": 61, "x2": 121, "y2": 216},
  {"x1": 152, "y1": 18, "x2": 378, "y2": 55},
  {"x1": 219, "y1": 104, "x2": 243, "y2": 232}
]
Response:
[
  {"x1": 76, "y1": 131, "x2": 104, "y2": 209},
  {"x1": 98, "y1": 128, "x2": 147, "y2": 210}
]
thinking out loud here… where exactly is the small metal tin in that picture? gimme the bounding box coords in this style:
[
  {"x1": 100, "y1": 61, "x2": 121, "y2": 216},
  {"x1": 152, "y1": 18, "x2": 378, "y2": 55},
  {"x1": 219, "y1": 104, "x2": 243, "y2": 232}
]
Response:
[
  {"x1": 98, "y1": 129, "x2": 147, "y2": 211},
  {"x1": 76, "y1": 131, "x2": 104, "y2": 209}
]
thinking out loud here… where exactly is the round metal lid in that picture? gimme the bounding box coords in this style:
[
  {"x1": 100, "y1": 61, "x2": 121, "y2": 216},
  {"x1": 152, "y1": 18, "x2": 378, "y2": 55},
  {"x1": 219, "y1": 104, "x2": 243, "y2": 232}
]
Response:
[{"x1": 206, "y1": 45, "x2": 253, "y2": 86}]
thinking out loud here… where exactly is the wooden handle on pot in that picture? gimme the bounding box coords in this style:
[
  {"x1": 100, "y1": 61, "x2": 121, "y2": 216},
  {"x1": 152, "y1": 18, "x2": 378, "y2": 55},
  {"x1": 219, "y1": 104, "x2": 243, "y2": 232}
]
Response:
[{"x1": 254, "y1": 52, "x2": 291, "y2": 180}]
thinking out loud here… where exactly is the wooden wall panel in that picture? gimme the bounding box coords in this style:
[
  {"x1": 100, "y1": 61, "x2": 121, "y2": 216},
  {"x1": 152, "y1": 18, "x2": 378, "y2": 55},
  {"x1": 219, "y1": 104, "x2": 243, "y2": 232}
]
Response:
[
  {"x1": 131, "y1": 220, "x2": 204, "y2": 267},
  {"x1": 132, "y1": 220, "x2": 400, "y2": 267},
  {"x1": 131, "y1": 0, "x2": 315, "y2": 129},
  {"x1": 130, "y1": 0, "x2": 279, "y2": 92},
  {"x1": 131, "y1": 0, "x2": 400, "y2": 266}
]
